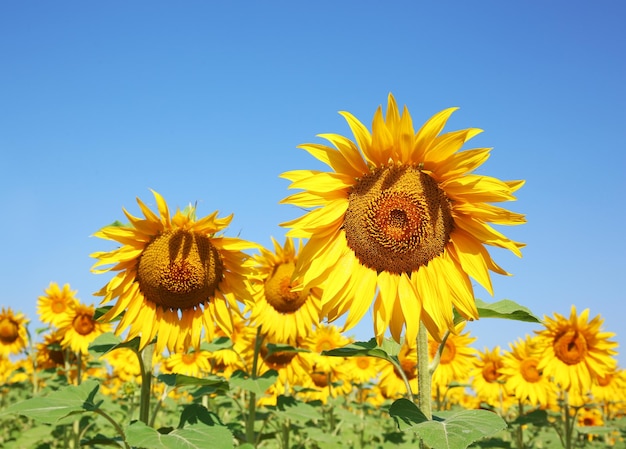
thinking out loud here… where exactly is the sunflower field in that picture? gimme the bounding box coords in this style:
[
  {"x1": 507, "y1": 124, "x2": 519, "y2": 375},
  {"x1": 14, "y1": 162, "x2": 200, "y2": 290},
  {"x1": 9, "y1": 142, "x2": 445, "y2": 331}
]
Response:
[{"x1": 1, "y1": 96, "x2": 624, "y2": 449}]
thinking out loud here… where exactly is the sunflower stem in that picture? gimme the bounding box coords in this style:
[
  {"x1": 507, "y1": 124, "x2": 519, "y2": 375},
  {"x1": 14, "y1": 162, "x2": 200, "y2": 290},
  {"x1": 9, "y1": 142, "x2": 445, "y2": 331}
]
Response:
[
  {"x1": 246, "y1": 326, "x2": 264, "y2": 446},
  {"x1": 417, "y1": 321, "x2": 432, "y2": 420},
  {"x1": 138, "y1": 342, "x2": 155, "y2": 425}
]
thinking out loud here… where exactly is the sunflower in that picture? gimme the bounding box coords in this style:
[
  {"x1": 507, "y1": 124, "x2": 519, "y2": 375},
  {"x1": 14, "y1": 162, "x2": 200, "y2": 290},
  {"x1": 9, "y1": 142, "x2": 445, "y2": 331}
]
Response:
[
  {"x1": 500, "y1": 335, "x2": 555, "y2": 408},
  {"x1": 281, "y1": 94, "x2": 525, "y2": 344},
  {"x1": 378, "y1": 337, "x2": 419, "y2": 400},
  {"x1": 0, "y1": 307, "x2": 29, "y2": 357},
  {"x1": 57, "y1": 302, "x2": 111, "y2": 355},
  {"x1": 37, "y1": 282, "x2": 78, "y2": 328},
  {"x1": 163, "y1": 349, "x2": 211, "y2": 377},
  {"x1": 35, "y1": 329, "x2": 73, "y2": 370},
  {"x1": 247, "y1": 237, "x2": 321, "y2": 345},
  {"x1": 91, "y1": 190, "x2": 258, "y2": 354},
  {"x1": 470, "y1": 346, "x2": 507, "y2": 407},
  {"x1": 592, "y1": 368, "x2": 626, "y2": 419},
  {"x1": 345, "y1": 355, "x2": 384, "y2": 386},
  {"x1": 428, "y1": 322, "x2": 476, "y2": 406},
  {"x1": 535, "y1": 306, "x2": 618, "y2": 394}
]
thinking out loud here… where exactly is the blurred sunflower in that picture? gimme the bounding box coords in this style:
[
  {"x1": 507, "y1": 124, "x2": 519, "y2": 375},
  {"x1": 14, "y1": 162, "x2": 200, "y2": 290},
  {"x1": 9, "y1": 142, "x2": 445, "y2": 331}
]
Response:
[
  {"x1": 247, "y1": 237, "x2": 321, "y2": 345},
  {"x1": 0, "y1": 307, "x2": 29, "y2": 357},
  {"x1": 501, "y1": 335, "x2": 555, "y2": 408},
  {"x1": 470, "y1": 346, "x2": 507, "y2": 407},
  {"x1": 91, "y1": 190, "x2": 258, "y2": 354},
  {"x1": 281, "y1": 94, "x2": 525, "y2": 344},
  {"x1": 592, "y1": 368, "x2": 626, "y2": 419},
  {"x1": 345, "y1": 355, "x2": 384, "y2": 386},
  {"x1": 378, "y1": 338, "x2": 419, "y2": 400},
  {"x1": 37, "y1": 282, "x2": 78, "y2": 327},
  {"x1": 57, "y1": 303, "x2": 111, "y2": 355},
  {"x1": 428, "y1": 322, "x2": 476, "y2": 404},
  {"x1": 535, "y1": 306, "x2": 617, "y2": 394},
  {"x1": 35, "y1": 329, "x2": 73, "y2": 370},
  {"x1": 163, "y1": 348, "x2": 211, "y2": 377}
]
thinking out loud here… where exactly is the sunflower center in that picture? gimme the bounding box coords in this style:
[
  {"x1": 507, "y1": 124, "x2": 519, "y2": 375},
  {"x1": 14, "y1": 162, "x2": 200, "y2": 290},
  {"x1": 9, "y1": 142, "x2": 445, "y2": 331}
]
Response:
[
  {"x1": 356, "y1": 357, "x2": 370, "y2": 370},
  {"x1": 0, "y1": 318, "x2": 19, "y2": 344},
  {"x1": 311, "y1": 371, "x2": 330, "y2": 388},
  {"x1": 344, "y1": 165, "x2": 453, "y2": 274},
  {"x1": 439, "y1": 340, "x2": 457, "y2": 364},
  {"x1": 553, "y1": 330, "x2": 588, "y2": 365},
  {"x1": 482, "y1": 361, "x2": 501, "y2": 383},
  {"x1": 182, "y1": 353, "x2": 197, "y2": 365},
  {"x1": 261, "y1": 345, "x2": 297, "y2": 370},
  {"x1": 51, "y1": 299, "x2": 67, "y2": 314},
  {"x1": 72, "y1": 313, "x2": 96, "y2": 336},
  {"x1": 520, "y1": 358, "x2": 541, "y2": 383},
  {"x1": 137, "y1": 230, "x2": 224, "y2": 310},
  {"x1": 394, "y1": 358, "x2": 417, "y2": 381},
  {"x1": 264, "y1": 262, "x2": 308, "y2": 314}
]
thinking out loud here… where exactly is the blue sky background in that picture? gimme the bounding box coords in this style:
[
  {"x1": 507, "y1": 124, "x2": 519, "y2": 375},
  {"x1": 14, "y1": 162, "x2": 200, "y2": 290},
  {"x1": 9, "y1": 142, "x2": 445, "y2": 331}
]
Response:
[{"x1": 1, "y1": 2, "x2": 625, "y2": 361}]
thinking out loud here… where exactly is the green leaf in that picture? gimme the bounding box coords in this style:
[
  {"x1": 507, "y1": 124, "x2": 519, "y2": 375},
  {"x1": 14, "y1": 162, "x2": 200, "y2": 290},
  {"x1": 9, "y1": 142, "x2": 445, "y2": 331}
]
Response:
[
  {"x1": 88, "y1": 331, "x2": 140, "y2": 355},
  {"x1": 199, "y1": 336, "x2": 233, "y2": 352},
  {"x1": 125, "y1": 420, "x2": 233, "y2": 449},
  {"x1": 265, "y1": 343, "x2": 310, "y2": 356},
  {"x1": 275, "y1": 395, "x2": 322, "y2": 422},
  {"x1": 157, "y1": 373, "x2": 229, "y2": 392},
  {"x1": 229, "y1": 370, "x2": 278, "y2": 395},
  {"x1": 389, "y1": 398, "x2": 506, "y2": 449},
  {"x1": 2, "y1": 380, "x2": 102, "y2": 424},
  {"x1": 473, "y1": 299, "x2": 540, "y2": 323},
  {"x1": 322, "y1": 338, "x2": 398, "y2": 364}
]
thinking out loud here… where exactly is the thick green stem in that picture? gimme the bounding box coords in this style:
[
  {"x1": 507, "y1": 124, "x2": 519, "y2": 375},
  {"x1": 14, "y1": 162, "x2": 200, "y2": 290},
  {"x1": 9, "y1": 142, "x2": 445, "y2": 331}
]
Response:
[
  {"x1": 138, "y1": 343, "x2": 155, "y2": 425},
  {"x1": 417, "y1": 321, "x2": 432, "y2": 420}
]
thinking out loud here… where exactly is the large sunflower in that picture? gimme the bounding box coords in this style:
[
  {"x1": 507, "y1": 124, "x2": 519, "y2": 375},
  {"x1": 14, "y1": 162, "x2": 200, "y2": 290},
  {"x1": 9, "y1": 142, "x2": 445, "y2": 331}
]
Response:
[
  {"x1": 91, "y1": 190, "x2": 257, "y2": 354},
  {"x1": 0, "y1": 307, "x2": 29, "y2": 357},
  {"x1": 281, "y1": 94, "x2": 525, "y2": 343},
  {"x1": 247, "y1": 237, "x2": 321, "y2": 345},
  {"x1": 535, "y1": 305, "x2": 617, "y2": 394}
]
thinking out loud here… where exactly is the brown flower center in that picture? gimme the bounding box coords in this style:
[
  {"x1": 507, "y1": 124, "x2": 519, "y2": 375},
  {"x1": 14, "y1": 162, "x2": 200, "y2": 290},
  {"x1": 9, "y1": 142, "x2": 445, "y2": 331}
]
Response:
[
  {"x1": 597, "y1": 373, "x2": 612, "y2": 387},
  {"x1": 482, "y1": 361, "x2": 502, "y2": 383},
  {"x1": 344, "y1": 165, "x2": 453, "y2": 274},
  {"x1": 73, "y1": 313, "x2": 96, "y2": 336},
  {"x1": 553, "y1": 330, "x2": 588, "y2": 365},
  {"x1": 0, "y1": 318, "x2": 19, "y2": 344},
  {"x1": 137, "y1": 230, "x2": 224, "y2": 310},
  {"x1": 311, "y1": 371, "x2": 330, "y2": 388},
  {"x1": 520, "y1": 358, "x2": 541, "y2": 383},
  {"x1": 264, "y1": 262, "x2": 308, "y2": 313},
  {"x1": 260, "y1": 345, "x2": 297, "y2": 370}
]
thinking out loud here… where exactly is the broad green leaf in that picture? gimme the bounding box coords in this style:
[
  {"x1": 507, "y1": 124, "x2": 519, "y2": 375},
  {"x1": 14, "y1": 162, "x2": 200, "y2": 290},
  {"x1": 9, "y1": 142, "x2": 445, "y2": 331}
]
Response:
[
  {"x1": 455, "y1": 299, "x2": 540, "y2": 324},
  {"x1": 200, "y1": 336, "x2": 233, "y2": 352},
  {"x1": 389, "y1": 398, "x2": 506, "y2": 449},
  {"x1": 178, "y1": 403, "x2": 224, "y2": 428},
  {"x1": 2, "y1": 380, "x2": 101, "y2": 424},
  {"x1": 125, "y1": 421, "x2": 233, "y2": 449},
  {"x1": 229, "y1": 370, "x2": 278, "y2": 395},
  {"x1": 157, "y1": 373, "x2": 229, "y2": 392},
  {"x1": 88, "y1": 331, "x2": 140, "y2": 355},
  {"x1": 275, "y1": 395, "x2": 322, "y2": 422}
]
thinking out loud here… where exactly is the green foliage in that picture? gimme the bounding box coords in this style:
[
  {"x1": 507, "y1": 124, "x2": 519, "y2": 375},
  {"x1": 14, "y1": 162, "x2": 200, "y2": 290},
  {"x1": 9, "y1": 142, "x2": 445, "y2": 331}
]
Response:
[
  {"x1": 228, "y1": 369, "x2": 278, "y2": 395},
  {"x1": 472, "y1": 298, "x2": 541, "y2": 323},
  {"x1": 389, "y1": 398, "x2": 507, "y2": 449},
  {"x1": 125, "y1": 420, "x2": 233, "y2": 449}
]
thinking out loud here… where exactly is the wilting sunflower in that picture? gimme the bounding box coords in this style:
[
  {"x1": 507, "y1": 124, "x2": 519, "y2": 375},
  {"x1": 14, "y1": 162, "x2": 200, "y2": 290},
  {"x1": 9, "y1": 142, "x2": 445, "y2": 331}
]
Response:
[
  {"x1": 247, "y1": 237, "x2": 321, "y2": 345},
  {"x1": 501, "y1": 335, "x2": 555, "y2": 408},
  {"x1": 37, "y1": 282, "x2": 78, "y2": 328},
  {"x1": 0, "y1": 307, "x2": 29, "y2": 357},
  {"x1": 281, "y1": 94, "x2": 525, "y2": 344},
  {"x1": 535, "y1": 306, "x2": 617, "y2": 394},
  {"x1": 91, "y1": 190, "x2": 257, "y2": 354},
  {"x1": 57, "y1": 303, "x2": 111, "y2": 355}
]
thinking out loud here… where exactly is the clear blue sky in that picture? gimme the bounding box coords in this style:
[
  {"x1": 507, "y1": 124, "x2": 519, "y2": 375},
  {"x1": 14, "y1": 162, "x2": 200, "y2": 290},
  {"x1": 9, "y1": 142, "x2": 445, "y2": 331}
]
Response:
[{"x1": 1, "y1": 2, "x2": 624, "y2": 361}]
